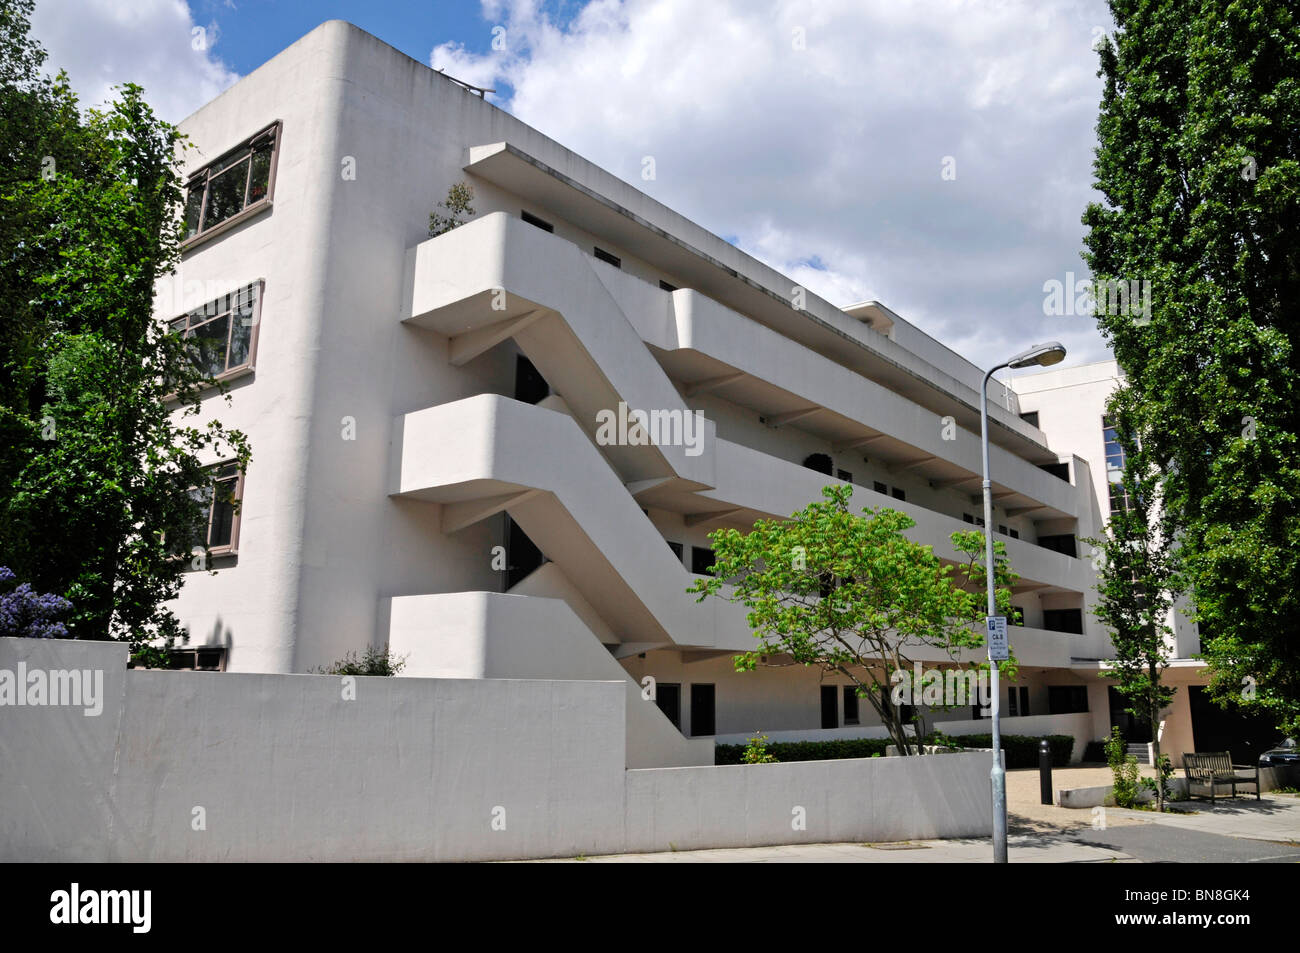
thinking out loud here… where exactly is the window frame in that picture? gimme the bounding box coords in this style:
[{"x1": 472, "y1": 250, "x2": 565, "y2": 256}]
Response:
[
  {"x1": 168, "y1": 280, "x2": 265, "y2": 386},
  {"x1": 182, "y1": 460, "x2": 245, "y2": 559},
  {"x1": 181, "y1": 121, "x2": 282, "y2": 251}
]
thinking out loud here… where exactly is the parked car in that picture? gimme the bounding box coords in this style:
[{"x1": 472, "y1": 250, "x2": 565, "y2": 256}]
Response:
[{"x1": 1257, "y1": 737, "x2": 1299, "y2": 766}]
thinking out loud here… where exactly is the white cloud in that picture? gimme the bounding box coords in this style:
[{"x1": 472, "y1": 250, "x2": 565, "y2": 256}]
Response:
[
  {"x1": 30, "y1": 0, "x2": 240, "y2": 123},
  {"x1": 433, "y1": 0, "x2": 1116, "y2": 369}
]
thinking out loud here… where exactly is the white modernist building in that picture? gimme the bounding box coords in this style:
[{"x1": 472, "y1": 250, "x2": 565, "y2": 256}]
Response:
[{"x1": 159, "y1": 21, "x2": 1233, "y2": 769}]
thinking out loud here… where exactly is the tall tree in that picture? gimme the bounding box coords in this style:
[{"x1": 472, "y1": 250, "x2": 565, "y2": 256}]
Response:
[
  {"x1": 0, "y1": 0, "x2": 249, "y2": 651},
  {"x1": 1083, "y1": 0, "x2": 1300, "y2": 737},
  {"x1": 688, "y1": 485, "x2": 1017, "y2": 755},
  {"x1": 1087, "y1": 388, "x2": 1183, "y2": 811}
]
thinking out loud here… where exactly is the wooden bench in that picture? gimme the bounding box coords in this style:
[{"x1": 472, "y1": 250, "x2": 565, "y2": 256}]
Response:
[{"x1": 1182, "y1": 752, "x2": 1260, "y2": 803}]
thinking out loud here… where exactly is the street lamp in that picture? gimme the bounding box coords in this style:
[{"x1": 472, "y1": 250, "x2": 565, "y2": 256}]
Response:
[{"x1": 980, "y1": 341, "x2": 1066, "y2": 864}]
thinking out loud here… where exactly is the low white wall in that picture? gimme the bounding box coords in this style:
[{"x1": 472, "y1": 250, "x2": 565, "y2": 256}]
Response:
[
  {"x1": 626, "y1": 753, "x2": 991, "y2": 852},
  {"x1": 0, "y1": 637, "x2": 992, "y2": 861}
]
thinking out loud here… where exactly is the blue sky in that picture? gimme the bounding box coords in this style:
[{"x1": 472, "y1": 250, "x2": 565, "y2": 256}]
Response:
[{"x1": 30, "y1": 0, "x2": 1119, "y2": 372}]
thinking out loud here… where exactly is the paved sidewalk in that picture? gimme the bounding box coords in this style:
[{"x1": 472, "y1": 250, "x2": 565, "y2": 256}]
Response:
[
  {"x1": 536, "y1": 835, "x2": 1132, "y2": 863},
  {"x1": 1104, "y1": 792, "x2": 1300, "y2": 844}
]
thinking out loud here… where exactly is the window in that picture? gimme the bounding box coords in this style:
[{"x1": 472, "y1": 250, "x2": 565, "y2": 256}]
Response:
[
  {"x1": 1039, "y1": 461, "x2": 1070, "y2": 482},
  {"x1": 128, "y1": 646, "x2": 226, "y2": 671},
  {"x1": 1009, "y1": 528, "x2": 1020, "y2": 539},
  {"x1": 655, "y1": 683, "x2": 681, "y2": 730},
  {"x1": 873, "y1": 481, "x2": 887, "y2": 495},
  {"x1": 514, "y1": 355, "x2": 549, "y2": 405},
  {"x1": 820, "y1": 685, "x2": 838, "y2": 729},
  {"x1": 1037, "y1": 533, "x2": 1077, "y2": 557},
  {"x1": 185, "y1": 462, "x2": 243, "y2": 555},
  {"x1": 963, "y1": 513, "x2": 974, "y2": 524},
  {"x1": 169, "y1": 282, "x2": 262, "y2": 381},
  {"x1": 690, "y1": 684, "x2": 715, "y2": 736},
  {"x1": 1007, "y1": 686, "x2": 1029, "y2": 717},
  {"x1": 1042, "y1": 608, "x2": 1084, "y2": 634},
  {"x1": 593, "y1": 246, "x2": 621, "y2": 268},
  {"x1": 183, "y1": 122, "x2": 280, "y2": 245},
  {"x1": 802, "y1": 453, "x2": 833, "y2": 475},
  {"x1": 667, "y1": 540, "x2": 683, "y2": 561},
  {"x1": 843, "y1": 686, "x2": 860, "y2": 724},
  {"x1": 1020, "y1": 411, "x2": 1040, "y2": 428},
  {"x1": 836, "y1": 468, "x2": 853, "y2": 483},
  {"x1": 1048, "y1": 685, "x2": 1089, "y2": 715},
  {"x1": 1102, "y1": 415, "x2": 1132, "y2": 514},
  {"x1": 998, "y1": 524, "x2": 1007, "y2": 535},
  {"x1": 691, "y1": 546, "x2": 716, "y2": 576},
  {"x1": 891, "y1": 487, "x2": 906, "y2": 502},
  {"x1": 521, "y1": 210, "x2": 554, "y2": 233},
  {"x1": 659, "y1": 280, "x2": 678, "y2": 292}
]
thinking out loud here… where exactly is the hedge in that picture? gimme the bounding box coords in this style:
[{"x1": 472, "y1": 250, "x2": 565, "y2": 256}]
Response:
[
  {"x1": 715, "y1": 733, "x2": 1074, "y2": 768},
  {"x1": 715, "y1": 737, "x2": 891, "y2": 765}
]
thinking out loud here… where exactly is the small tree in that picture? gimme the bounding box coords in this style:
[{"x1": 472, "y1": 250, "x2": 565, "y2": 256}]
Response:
[
  {"x1": 1105, "y1": 726, "x2": 1142, "y2": 809},
  {"x1": 741, "y1": 733, "x2": 778, "y2": 764},
  {"x1": 428, "y1": 181, "x2": 475, "y2": 236},
  {"x1": 1086, "y1": 390, "x2": 1183, "y2": 812},
  {"x1": 689, "y1": 485, "x2": 1017, "y2": 755}
]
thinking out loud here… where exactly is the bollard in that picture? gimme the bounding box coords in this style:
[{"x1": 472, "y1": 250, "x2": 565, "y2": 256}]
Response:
[{"x1": 1039, "y1": 738, "x2": 1053, "y2": 805}]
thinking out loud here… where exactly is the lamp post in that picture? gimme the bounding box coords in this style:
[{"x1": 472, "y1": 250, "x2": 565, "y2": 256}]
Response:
[{"x1": 980, "y1": 341, "x2": 1066, "y2": 863}]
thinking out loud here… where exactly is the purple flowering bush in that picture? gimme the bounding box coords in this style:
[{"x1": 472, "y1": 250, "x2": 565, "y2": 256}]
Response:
[{"x1": 0, "y1": 567, "x2": 73, "y2": 639}]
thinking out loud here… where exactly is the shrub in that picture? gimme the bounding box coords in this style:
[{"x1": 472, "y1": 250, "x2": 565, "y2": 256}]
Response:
[
  {"x1": 313, "y1": 644, "x2": 407, "y2": 676},
  {"x1": 428, "y1": 181, "x2": 475, "y2": 236},
  {"x1": 1106, "y1": 726, "x2": 1142, "y2": 808},
  {"x1": 0, "y1": 567, "x2": 72, "y2": 639},
  {"x1": 740, "y1": 733, "x2": 779, "y2": 764}
]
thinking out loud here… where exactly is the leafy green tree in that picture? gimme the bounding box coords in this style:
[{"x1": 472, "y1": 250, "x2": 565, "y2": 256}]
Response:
[
  {"x1": 688, "y1": 485, "x2": 1017, "y2": 755},
  {"x1": 0, "y1": 0, "x2": 249, "y2": 652},
  {"x1": 1086, "y1": 388, "x2": 1183, "y2": 811},
  {"x1": 428, "y1": 181, "x2": 476, "y2": 236},
  {"x1": 1083, "y1": 1, "x2": 1300, "y2": 737}
]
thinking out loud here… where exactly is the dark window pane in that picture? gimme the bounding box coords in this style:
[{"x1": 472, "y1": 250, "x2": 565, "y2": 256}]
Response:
[
  {"x1": 655, "y1": 683, "x2": 681, "y2": 729},
  {"x1": 691, "y1": 546, "x2": 715, "y2": 576},
  {"x1": 690, "y1": 684, "x2": 715, "y2": 737},
  {"x1": 228, "y1": 306, "x2": 253, "y2": 369},
  {"x1": 203, "y1": 159, "x2": 250, "y2": 230},
  {"x1": 209, "y1": 476, "x2": 238, "y2": 548},
  {"x1": 184, "y1": 185, "x2": 204, "y2": 239},
  {"x1": 873, "y1": 481, "x2": 887, "y2": 494},
  {"x1": 891, "y1": 487, "x2": 906, "y2": 501},
  {"x1": 190, "y1": 314, "x2": 231, "y2": 377},
  {"x1": 248, "y1": 147, "x2": 272, "y2": 205},
  {"x1": 843, "y1": 686, "x2": 859, "y2": 724}
]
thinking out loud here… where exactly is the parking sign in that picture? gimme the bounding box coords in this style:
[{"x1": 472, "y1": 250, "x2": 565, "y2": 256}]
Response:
[{"x1": 986, "y1": 615, "x2": 1009, "y2": 661}]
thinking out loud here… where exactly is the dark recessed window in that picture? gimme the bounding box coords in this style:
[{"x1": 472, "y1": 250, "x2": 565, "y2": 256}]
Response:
[
  {"x1": 659, "y1": 280, "x2": 678, "y2": 292},
  {"x1": 514, "y1": 354, "x2": 549, "y2": 405},
  {"x1": 821, "y1": 685, "x2": 838, "y2": 729},
  {"x1": 1008, "y1": 686, "x2": 1029, "y2": 717},
  {"x1": 802, "y1": 453, "x2": 833, "y2": 475},
  {"x1": 169, "y1": 282, "x2": 262, "y2": 381},
  {"x1": 183, "y1": 122, "x2": 280, "y2": 245},
  {"x1": 667, "y1": 540, "x2": 683, "y2": 561},
  {"x1": 521, "y1": 210, "x2": 554, "y2": 232},
  {"x1": 873, "y1": 481, "x2": 888, "y2": 495},
  {"x1": 843, "y1": 686, "x2": 860, "y2": 725},
  {"x1": 1020, "y1": 411, "x2": 1040, "y2": 428},
  {"x1": 891, "y1": 487, "x2": 906, "y2": 502},
  {"x1": 1042, "y1": 608, "x2": 1084, "y2": 634},
  {"x1": 1038, "y1": 533, "x2": 1077, "y2": 557},
  {"x1": 998, "y1": 524, "x2": 1008, "y2": 535},
  {"x1": 1009, "y1": 528, "x2": 1020, "y2": 539},
  {"x1": 963, "y1": 513, "x2": 975, "y2": 524},
  {"x1": 691, "y1": 546, "x2": 716, "y2": 576},
  {"x1": 1048, "y1": 685, "x2": 1089, "y2": 715},
  {"x1": 690, "y1": 684, "x2": 715, "y2": 737},
  {"x1": 836, "y1": 469, "x2": 853, "y2": 483},
  {"x1": 655, "y1": 683, "x2": 681, "y2": 730},
  {"x1": 593, "y1": 247, "x2": 621, "y2": 268}
]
